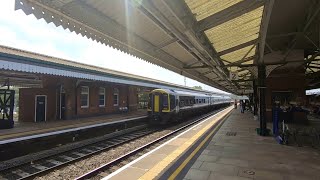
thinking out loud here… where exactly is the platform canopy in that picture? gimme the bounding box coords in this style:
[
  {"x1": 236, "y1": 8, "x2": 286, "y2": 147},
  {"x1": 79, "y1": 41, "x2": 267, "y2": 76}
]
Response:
[{"x1": 15, "y1": 0, "x2": 320, "y2": 94}]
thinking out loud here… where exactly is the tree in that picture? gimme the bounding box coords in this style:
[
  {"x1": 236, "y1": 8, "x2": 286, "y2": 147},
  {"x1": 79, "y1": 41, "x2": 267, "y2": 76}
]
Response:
[{"x1": 192, "y1": 86, "x2": 203, "y2": 90}]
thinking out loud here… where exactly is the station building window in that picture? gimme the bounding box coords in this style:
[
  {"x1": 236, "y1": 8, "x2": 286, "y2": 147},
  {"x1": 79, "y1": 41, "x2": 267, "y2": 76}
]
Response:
[
  {"x1": 113, "y1": 88, "x2": 119, "y2": 106},
  {"x1": 81, "y1": 86, "x2": 89, "y2": 108},
  {"x1": 99, "y1": 87, "x2": 105, "y2": 107}
]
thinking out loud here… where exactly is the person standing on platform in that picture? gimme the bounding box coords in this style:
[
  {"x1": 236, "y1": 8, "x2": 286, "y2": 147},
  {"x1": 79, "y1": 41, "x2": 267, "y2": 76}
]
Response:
[
  {"x1": 240, "y1": 100, "x2": 244, "y2": 113},
  {"x1": 234, "y1": 100, "x2": 237, "y2": 109}
]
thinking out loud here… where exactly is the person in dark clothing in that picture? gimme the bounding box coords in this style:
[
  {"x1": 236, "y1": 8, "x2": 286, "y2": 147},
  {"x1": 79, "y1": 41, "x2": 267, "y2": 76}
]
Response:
[
  {"x1": 240, "y1": 100, "x2": 244, "y2": 113},
  {"x1": 242, "y1": 100, "x2": 246, "y2": 112}
]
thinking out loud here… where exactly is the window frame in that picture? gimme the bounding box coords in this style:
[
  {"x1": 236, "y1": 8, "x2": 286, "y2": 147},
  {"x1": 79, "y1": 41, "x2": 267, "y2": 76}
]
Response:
[
  {"x1": 113, "y1": 88, "x2": 119, "y2": 106},
  {"x1": 99, "y1": 87, "x2": 105, "y2": 107},
  {"x1": 80, "y1": 86, "x2": 89, "y2": 108}
]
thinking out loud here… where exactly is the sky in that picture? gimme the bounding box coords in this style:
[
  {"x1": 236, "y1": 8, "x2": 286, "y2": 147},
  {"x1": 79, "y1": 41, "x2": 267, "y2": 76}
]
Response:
[{"x1": 0, "y1": 0, "x2": 226, "y2": 93}]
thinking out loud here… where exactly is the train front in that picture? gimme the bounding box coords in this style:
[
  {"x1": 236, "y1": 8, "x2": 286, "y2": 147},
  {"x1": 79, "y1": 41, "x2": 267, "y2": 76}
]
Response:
[{"x1": 147, "y1": 89, "x2": 172, "y2": 124}]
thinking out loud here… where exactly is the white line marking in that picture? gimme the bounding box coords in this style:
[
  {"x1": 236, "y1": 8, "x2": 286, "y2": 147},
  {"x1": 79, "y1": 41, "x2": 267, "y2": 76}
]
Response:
[
  {"x1": 103, "y1": 108, "x2": 228, "y2": 180},
  {"x1": 0, "y1": 116, "x2": 147, "y2": 145}
]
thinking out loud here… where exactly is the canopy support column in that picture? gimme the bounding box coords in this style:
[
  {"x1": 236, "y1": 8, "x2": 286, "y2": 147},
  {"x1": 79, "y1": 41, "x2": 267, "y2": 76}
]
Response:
[
  {"x1": 258, "y1": 65, "x2": 267, "y2": 136},
  {"x1": 253, "y1": 80, "x2": 258, "y2": 116}
]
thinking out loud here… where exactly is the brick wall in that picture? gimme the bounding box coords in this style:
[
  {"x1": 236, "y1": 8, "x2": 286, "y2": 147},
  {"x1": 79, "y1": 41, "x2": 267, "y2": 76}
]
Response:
[
  {"x1": 19, "y1": 88, "x2": 57, "y2": 122},
  {"x1": 19, "y1": 75, "x2": 139, "y2": 122},
  {"x1": 76, "y1": 82, "x2": 136, "y2": 117}
]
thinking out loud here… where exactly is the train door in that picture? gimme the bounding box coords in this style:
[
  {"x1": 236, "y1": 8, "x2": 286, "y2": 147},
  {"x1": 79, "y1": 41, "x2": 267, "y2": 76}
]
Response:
[
  {"x1": 35, "y1": 95, "x2": 47, "y2": 122},
  {"x1": 151, "y1": 92, "x2": 164, "y2": 113},
  {"x1": 154, "y1": 93, "x2": 160, "y2": 112}
]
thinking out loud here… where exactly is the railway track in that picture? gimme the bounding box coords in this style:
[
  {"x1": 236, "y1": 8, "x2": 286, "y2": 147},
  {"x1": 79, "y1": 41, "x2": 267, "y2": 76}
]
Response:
[
  {"x1": 0, "y1": 127, "x2": 156, "y2": 180},
  {"x1": 0, "y1": 107, "x2": 228, "y2": 180},
  {"x1": 75, "y1": 109, "x2": 224, "y2": 180}
]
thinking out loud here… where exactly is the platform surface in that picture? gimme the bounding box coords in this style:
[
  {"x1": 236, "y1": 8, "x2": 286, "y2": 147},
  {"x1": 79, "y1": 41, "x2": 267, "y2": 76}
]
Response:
[
  {"x1": 104, "y1": 108, "x2": 320, "y2": 180},
  {"x1": 0, "y1": 110, "x2": 147, "y2": 141},
  {"x1": 104, "y1": 106, "x2": 233, "y2": 180},
  {"x1": 183, "y1": 110, "x2": 320, "y2": 180}
]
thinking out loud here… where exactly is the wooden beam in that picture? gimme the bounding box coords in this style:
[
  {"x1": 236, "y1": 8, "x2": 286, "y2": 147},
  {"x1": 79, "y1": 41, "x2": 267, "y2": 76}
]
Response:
[
  {"x1": 225, "y1": 56, "x2": 255, "y2": 67},
  {"x1": 265, "y1": 42, "x2": 273, "y2": 53},
  {"x1": 218, "y1": 39, "x2": 257, "y2": 56},
  {"x1": 267, "y1": 32, "x2": 299, "y2": 39},
  {"x1": 232, "y1": 79, "x2": 254, "y2": 82},
  {"x1": 183, "y1": 65, "x2": 209, "y2": 69},
  {"x1": 197, "y1": 0, "x2": 264, "y2": 32},
  {"x1": 304, "y1": 34, "x2": 320, "y2": 50},
  {"x1": 202, "y1": 70, "x2": 214, "y2": 75},
  {"x1": 303, "y1": 2, "x2": 320, "y2": 33}
]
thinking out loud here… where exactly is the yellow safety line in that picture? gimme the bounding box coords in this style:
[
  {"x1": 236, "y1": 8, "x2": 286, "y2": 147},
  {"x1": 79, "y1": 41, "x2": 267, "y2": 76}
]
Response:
[
  {"x1": 138, "y1": 107, "x2": 232, "y2": 180},
  {"x1": 168, "y1": 111, "x2": 231, "y2": 180}
]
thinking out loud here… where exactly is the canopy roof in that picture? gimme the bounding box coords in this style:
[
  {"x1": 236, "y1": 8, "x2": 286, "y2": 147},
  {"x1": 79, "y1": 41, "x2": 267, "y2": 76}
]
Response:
[{"x1": 15, "y1": 0, "x2": 320, "y2": 93}]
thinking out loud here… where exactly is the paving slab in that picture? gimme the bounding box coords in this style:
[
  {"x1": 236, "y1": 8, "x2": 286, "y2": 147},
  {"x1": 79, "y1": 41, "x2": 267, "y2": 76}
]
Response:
[{"x1": 183, "y1": 110, "x2": 320, "y2": 180}]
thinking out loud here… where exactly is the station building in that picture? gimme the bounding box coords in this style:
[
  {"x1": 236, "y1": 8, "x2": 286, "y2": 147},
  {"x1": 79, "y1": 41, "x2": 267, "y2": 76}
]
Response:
[{"x1": 0, "y1": 45, "x2": 222, "y2": 127}]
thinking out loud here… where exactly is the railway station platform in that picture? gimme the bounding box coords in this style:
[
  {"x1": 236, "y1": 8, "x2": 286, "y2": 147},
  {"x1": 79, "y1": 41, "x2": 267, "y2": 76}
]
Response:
[
  {"x1": 104, "y1": 108, "x2": 320, "y2": 180},
  {"x1": 0, "y1": 110, "x2": 147, "y2": 142}
]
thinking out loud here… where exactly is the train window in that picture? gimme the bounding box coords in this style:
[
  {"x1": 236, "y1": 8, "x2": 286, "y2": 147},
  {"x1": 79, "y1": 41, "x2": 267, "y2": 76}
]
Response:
[
  {"x1": 163, "y1": 94, "x2": 168, "y2": 109},
  {"x1": 80, "y1": 86, "x2": 89, "y2": 108},
  {"x1": 190, "y1": 99, "x2": 194, "y2": 104},
  {"x1": 196, "y1": 99, "x2": 198, "y2": 104},
  {"x1": 148, "y1": 94, "x2": 151, "y2": 109},
  {"x1": 180, "y1": 100, "x2": 184, "y2": 107},
  {"x1": 170, "y1": 95, "x2": 175, "y2": 110}
]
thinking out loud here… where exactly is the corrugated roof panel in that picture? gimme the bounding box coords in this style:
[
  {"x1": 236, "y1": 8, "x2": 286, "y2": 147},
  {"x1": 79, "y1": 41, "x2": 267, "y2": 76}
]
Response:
[
  {"x1": 161, "y1": 42, "x2": 195, "y2": 64},
  {"x1": 242, "y1": 60, "x2": 254, "y2": 64},
  {"x1": 310, "y1": 68, "x2": 320, "y2": 72},
  {"x1": 310, "y1": 61, "x2": 320, "y2": 66},
  {"x1": 221, "y1": 45, "x2": 256, "y2": 62},
  {"x1": 228, "y1": 66, "x2": 238, "y2": 72},
  {"x1": 205, "y1": 6, "x2": 263, "y2": 52},
  {"x1": 205, "y1": 72, "x2": 218, "y2": 79},
  {"x1": 185, "y1": 0, "x2": 243, "y2": 21},
  {"x1": 84, "y1": 0, "x2": 172, "y2": 47},
  {"x1": 306, "y1": 69, "x2": 312, "y2": 74},
  {"x1": 196, "y1": 68, "x2": 211, "y2": 73}
]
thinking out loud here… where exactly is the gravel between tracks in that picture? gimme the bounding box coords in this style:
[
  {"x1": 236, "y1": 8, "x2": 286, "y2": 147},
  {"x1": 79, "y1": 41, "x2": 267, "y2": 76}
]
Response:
[
  {"x1": 33, "y1": 109, "x2": 222, "y2": 180},
  {"x1": 34, "y1": 129, "x2": 172, "y2": 180}
]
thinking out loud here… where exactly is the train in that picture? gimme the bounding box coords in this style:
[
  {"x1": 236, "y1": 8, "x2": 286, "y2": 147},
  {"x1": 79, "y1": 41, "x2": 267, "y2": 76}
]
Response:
[{"x1": 147, "y1": 89, "x2": 232, "y2": 124}]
